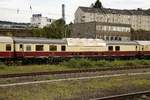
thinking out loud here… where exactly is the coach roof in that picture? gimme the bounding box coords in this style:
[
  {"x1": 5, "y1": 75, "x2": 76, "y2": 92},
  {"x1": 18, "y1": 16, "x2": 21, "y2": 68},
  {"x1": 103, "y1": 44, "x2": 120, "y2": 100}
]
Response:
[
  {"x1": 14, "y1": 37, "x2": 67, "y2": 44},
  {"x1": 0, "y1": 36, "x2": 13, "y2": 43},
  {"x1": 136, "y1": 41, "x2": 150, "y2": 45},
  {"x1": 106, "y1": 41, "x2": 139, "y2": 45}
]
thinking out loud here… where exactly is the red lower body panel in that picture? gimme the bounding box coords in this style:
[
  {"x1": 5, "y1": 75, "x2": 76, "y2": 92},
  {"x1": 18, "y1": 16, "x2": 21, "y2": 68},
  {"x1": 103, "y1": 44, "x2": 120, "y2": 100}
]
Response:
[
  {"x1": 1, "y1": 51, "x2": 150, "y2": 59},
  {"x1": 14, "y1": 51, "x2": 148, "y2": 58},
  {"x1": 0, "y1": 52, "x2": 14, "y2": 58}
]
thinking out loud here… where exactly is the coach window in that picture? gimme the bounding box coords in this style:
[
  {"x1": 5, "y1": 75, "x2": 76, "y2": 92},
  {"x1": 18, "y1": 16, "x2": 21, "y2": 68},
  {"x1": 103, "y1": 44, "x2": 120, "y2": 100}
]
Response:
[
  {"x1": 6, "y1": 44, "x2": 11, "y2": 51},
  {"x1": 20, "y1": 44, "x2": 23, "y2": 49},
  {"x1": 19, "y1": 44, "x2": 24, "y2": 51},
  {"x1": 36, "y1": 45, "x2": 43, "y2": 51},
  {"x1": 108, "y1": 46, "x2": 113, "y2": 51},
  {"x1": 136, "y1": 46, "x2": 137, "y2": 51},
  {"x1": 50, "y1": 45, "x2": 57, "y2": 51},
  {"x1": 61, "y1": 46, "x2": 66, "y2": 51},
  {"x1": 115, "y1": 46, "x2": 120, "y2": 51},
  {"x1": 26, "y1": 45, "x2": 31, "y2": 51}
]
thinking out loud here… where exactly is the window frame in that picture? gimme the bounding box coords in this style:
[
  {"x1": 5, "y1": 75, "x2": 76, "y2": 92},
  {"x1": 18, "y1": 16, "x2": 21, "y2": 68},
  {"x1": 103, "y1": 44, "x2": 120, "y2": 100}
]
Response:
[
  {"x1": 6, "y1": 44, "x2": 12, "y2": 51},
  {"x1": 49, "y1": 45, "x2": 57, "y2": 51},
  {"x1": 115, "y1": 46, "x2": 120, "y2": 51},
  {"x1": 108, "y1": 46, "x2": 113, "y2": 51},
  {"x1": 26, "y1": 45, "x2": 32, "y2": 51},
  {"x1": 61, "y1": 46, "x2": 66, "y2": 51},
  {"x1": 36, "y1": 45, "x2": 44, "y2": 51}
]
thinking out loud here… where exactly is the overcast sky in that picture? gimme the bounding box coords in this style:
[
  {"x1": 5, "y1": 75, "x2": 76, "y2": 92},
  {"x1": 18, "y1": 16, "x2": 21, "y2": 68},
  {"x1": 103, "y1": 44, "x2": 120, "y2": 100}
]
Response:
[{"x1": 0, "y1": 0, "x2": 149, "y2": 23}]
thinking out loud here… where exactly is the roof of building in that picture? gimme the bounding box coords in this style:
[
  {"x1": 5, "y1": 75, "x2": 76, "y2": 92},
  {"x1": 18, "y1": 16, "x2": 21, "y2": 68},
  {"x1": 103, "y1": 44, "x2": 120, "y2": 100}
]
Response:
[
  {"x1": 79, "y1": 7, "x2": 150, "y2": 16},
  {"x1": 66, "y1": 38, "x2": 106, "y2": 46},
  {"x1": 14, "y1": 37, "x2": 66, "y2": 44},
  {"x1": 0, "y1": 36, "x2": 13, "y2": 43}
]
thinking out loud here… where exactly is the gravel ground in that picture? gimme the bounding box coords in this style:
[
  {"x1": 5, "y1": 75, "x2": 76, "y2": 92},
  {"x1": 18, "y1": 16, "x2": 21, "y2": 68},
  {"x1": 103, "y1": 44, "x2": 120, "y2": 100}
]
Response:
[{"x1": 0, "y1": 68, "x2": 150, "y2": 84}]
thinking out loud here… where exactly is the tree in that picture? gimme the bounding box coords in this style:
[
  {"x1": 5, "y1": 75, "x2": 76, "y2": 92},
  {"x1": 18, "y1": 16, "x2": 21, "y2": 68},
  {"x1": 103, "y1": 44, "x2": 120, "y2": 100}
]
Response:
[
  {"x1": 93, "y1": 0, "x2": 103, "y2": 8},
  {"x1": 32, "y1": 19, "x2": 71, "y2": 39}
]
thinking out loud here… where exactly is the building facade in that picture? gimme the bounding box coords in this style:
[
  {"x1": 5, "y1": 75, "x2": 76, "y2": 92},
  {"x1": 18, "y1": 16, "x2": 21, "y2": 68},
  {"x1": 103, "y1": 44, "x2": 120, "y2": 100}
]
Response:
[
  {"x1": 70, "y1": 22, "x2": 131, "y2": 41},
  {"x1": 75, "y1": 7, "x2": 150, "y2": 31},
  {"x1": 31, "y1": 14, "x2": 56, "y2": 28}
]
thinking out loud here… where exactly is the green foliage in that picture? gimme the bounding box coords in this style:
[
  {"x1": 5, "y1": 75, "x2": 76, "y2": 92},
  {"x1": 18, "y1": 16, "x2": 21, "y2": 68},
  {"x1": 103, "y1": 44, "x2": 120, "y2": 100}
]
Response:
[
  {"x1": 1, "y1": 74, "x2": 150, "y2": 100},
  {"x1": 131, "y1": 29, "x2": 150, "y2": 40},
  {"x1": 93, "y1": 0, "x2": 103, "y2": 8},
  {"x1": 1, "y1": 59, "x2": 150, "y2": 75},
  {"x1": 94, "y1": 60, "x2": 111, "y2": 67},
  {"x1": 61, "y1": 59, "x2": 93, "y2": 68},
  {"x1": 124, "y1": 61, "x2": 136, "y2": 66},
  {"x1": 32, "y1": 19, "x2": 71, "y2": 39}
]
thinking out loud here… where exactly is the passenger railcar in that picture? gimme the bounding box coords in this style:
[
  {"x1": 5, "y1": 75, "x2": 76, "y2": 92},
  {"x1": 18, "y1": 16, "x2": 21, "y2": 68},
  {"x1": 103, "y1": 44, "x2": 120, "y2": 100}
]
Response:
[
  {"x1": 0, "y1": 36, "x2": 14, "y2": 59},
  {"x1": 0, "y1": 36, "x2": 150, "y2": 65}
]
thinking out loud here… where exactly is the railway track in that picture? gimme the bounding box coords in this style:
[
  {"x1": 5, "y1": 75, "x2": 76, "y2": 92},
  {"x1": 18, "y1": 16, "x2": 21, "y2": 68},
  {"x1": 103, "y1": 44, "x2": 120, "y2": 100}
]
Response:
[
  {"x1": 91, "y1": 90, "x2": 150, "y2": 100},
  {"x1": 0, "y1": 65, "x2": 150, "y2": 79}
]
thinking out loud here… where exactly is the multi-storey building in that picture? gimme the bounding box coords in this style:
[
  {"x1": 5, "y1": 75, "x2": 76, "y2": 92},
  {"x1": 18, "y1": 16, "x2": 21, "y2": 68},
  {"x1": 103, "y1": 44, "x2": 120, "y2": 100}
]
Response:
[
  {"x1": 31, "y1": 14, "x2": 56, "y2": 28},
  {"x1": 75, "y1": 7, "x2": 150, "y2": 31},
  {"x1": 70, "y1": 22, "x2": 131, "y2": 41}
]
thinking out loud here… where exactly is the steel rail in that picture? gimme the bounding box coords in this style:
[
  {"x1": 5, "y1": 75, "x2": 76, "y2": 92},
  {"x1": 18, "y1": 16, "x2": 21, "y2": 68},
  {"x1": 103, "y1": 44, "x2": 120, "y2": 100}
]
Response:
[
  {"x1": 0, "y1": 65, "x2": 150, "y2": 78},
  {"x1": 91, "y1": 90, "x2": 150, "y2": 100}
]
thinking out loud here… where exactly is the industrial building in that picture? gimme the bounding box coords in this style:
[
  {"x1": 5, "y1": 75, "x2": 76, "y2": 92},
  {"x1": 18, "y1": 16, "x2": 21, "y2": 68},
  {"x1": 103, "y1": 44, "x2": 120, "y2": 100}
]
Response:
[
  {"x1": 70, "y1": 22, "x2": 131, "y2": 41},
  {"x1": 70, "y1": 6, "x2": 150, "y2": 41},
  {"x1": 31, "y1": 14, "x2": 56, "y2": 28}
]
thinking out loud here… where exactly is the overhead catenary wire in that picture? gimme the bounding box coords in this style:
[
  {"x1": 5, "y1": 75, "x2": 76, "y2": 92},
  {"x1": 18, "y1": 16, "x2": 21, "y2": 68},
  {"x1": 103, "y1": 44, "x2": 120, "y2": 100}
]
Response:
[{"x1": 0, "y1": 7, "x2": 72, "y2": 17}]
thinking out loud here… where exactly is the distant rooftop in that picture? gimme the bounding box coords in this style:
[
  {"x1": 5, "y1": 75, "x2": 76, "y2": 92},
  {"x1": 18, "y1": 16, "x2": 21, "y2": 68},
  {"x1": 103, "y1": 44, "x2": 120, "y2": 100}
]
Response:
[
  {"x1": 78, "y1": 7, "x2": 150, "y2": 16},
  {"x1": 0, "y1": 20, "x2": 30, "y2": 25}
]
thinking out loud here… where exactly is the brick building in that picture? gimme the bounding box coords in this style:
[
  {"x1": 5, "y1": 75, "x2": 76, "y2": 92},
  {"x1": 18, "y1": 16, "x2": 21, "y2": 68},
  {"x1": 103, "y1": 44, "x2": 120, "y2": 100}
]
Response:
[{"x1": 70, "y1": 22, "x2": 131, "y2": 41}]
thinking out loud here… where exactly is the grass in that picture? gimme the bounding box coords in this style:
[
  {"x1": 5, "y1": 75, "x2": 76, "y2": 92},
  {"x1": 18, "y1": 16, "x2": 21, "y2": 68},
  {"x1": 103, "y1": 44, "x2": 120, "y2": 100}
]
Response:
[
  {"x1": 0, "y1": 74, "x2": 150, "y2": 100},
  {"x1": 0, "y1": 59, "x2": 150, "y2": 74},
  {"x1": 0, "y1": 65, "x2": 78, "y2": 75}
]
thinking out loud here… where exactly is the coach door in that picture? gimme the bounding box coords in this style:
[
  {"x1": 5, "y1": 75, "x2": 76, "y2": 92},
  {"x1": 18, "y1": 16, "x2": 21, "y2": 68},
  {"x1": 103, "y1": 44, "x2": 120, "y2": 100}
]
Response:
[{"x1": 19, "y1": 44, "x2": 24, "y2": 57}]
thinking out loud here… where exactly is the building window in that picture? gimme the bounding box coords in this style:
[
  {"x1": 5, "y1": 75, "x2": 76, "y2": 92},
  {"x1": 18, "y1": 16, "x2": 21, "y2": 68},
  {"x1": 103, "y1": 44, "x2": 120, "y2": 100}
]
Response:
[
  {"x1": 6, "y1": 44, "x2": 11, "y2": 51},
  {"x1": 50, "y1": 45, "x2": 57, "y2": 51},
  {"x1": 36, "y1": 45, "x2": 43, "y2": 51},
  {"x1": 115, "y1": 46, "x2": 120, "y2": 51},
  {"x1": 82, "y1": 16, "x2": 85, "y2": 18},
  {"x1": 61, "y1": 46, "x2": 66, "y2": 51},
  {"x1": 108, "y1": 46, "x2": 113, "y2": 51},
  {"x1": 115, "y1": 37, "x2": 118, "y2": 40},
  {"x1": 26, "y1": 45, "x2": 31, "y2": 51},
  {"x1": 106, "y1": 36, "x2": 109, "y2": 40},
  {"x1": 111, "y1": 37, "x2": 114, "y2": 40},
  {"x1": 119, "y1": 37, "x2": 122, "y2": 41}
]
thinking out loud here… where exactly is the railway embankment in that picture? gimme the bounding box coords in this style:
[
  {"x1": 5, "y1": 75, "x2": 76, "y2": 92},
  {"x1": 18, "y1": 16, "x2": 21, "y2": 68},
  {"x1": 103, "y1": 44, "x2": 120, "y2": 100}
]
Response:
[
  {"x1": 0, "y1": 74, "x2": 150, "y2": 100},
  {"x1": 0, "y1": 59, "x2": 150, "y2": 75},
  {"x1": 1, "y1": 59, "x2": 150, "y2": 100}
]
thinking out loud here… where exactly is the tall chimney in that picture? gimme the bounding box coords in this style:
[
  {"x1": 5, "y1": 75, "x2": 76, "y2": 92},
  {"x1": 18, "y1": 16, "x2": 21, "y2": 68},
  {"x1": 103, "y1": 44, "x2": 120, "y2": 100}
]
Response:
[{"x1": 62, "y1": 4, "x2": 65, "y2": 21}]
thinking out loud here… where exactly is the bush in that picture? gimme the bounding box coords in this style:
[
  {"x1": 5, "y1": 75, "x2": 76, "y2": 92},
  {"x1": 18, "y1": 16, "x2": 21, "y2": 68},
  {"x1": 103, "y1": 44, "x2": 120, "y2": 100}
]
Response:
[
  {"x1": 111, "y1": 60, "x2": 126, "y2": 68},
  {"x1": 61, "y1": 59, "x2": 93, "y2": 69},
  {"x1": 61, "y1": 58, "x2": 150, "y2": 69},
  {"x1": 94, "y1": 60, "x2": 110, "y2": 67},
  {"x1": 135, "y1": 60, "x2": 150, "y2": 65},
  {"x1": 124, "y1": 61, "x2": 136, "y2": 66},
  {"x1": 77, "y1": 59, "x2": 93, "y2": 68}
]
